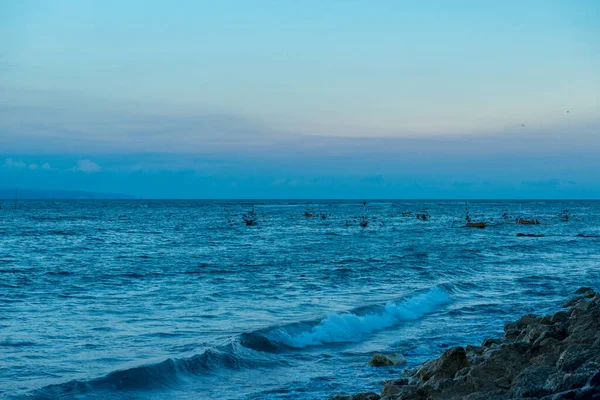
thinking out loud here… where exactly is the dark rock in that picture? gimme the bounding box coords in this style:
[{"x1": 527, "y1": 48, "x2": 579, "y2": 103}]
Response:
[
  {"x1": 562, "y1": 296, "x2": 583, "y2": 308},
  {"x1": 510, "y1": 365, "x2": 554, "y2": 398},
  {"x1": 551, "y1": 311, "x2": 570, "y2": 325},
  {"x1": 381, "y1": 384, "x2": 402, "y2": 397},
  {"x1": 575, "y1": 287, "x2": 594, "y2": 295},
  {"x1": 413, "y1": 346, "x2": 468, "y2": 383},
  {"x1": 482, "y1": 338, "x2": 502, "y2": 347},
  {"x1": 494, "y1": 376, "x2": 511, "y2": 389},
  {"x1": 557, "y1": 345, "x2": 596, "y2": 372},
  {"x1": 368, "y1": 353, "x2": 398, "y2": 367},
  {"x1": 385, "y1": 378, "x2": 409, "y2": 387},
  {"x1": 589, "y1": 370, "x2": 600, "y2": 387}
]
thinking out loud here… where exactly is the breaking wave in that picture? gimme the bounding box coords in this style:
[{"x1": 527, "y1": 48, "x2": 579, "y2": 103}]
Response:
[{"x1": 241, "y1": 285, "x2": 451, "y2": 351}]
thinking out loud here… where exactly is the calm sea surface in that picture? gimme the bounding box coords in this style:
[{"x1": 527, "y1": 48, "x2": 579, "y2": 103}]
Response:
[{"x1": 1, "y1": 200, "x2": 599, "y2": 399}]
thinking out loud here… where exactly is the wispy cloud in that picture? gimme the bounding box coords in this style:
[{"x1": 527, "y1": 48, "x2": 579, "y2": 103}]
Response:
[
  {"x1": 72, "y1": 159, "x2": 101, "y2": 173},
  {"x1": 3, "y1": 158, "x2": 27, "y2": 168}
]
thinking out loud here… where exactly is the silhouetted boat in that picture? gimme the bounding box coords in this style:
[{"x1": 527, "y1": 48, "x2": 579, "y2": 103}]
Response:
[
  {"x1": 242, "y1": 206, "x2": 258, "y2": 226},
  {"x1": 416, "y1": 210, "x2": 430, "y2": 221},
  {"x1": 464, "y1": 203, "x2": 486, "y2": 228},
  {"x1": 516, "y1": 218, "x2": 539, "y2": 225},
  {"x1": 466, "y1": 221, "x2": 487, "y2": 228},
  {"x1": 557, "y1": 210, "x2": 570, "y2": 221},
  {"x1": 360, "y1": 201, "x2": 369, "y2": 227}
]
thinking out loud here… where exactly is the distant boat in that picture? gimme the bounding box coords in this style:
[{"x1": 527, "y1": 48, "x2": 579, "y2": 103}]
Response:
[
  {"x1": 463, "y1": 203, "x2": 486, "y2": 228},
  {"x1": 304, "y1": 211, "x2": 315, "y2": 218},
  {"x1": 465, "y1": 221, "x2": 487, "y2": 228},
  {"x1": 516, "y1": 218, "x2": 539, "y2": 225},
  {"x1": 360, "y1": 201, "x2": 369, "y2": 227},
  {"x1": 416, "y1": 210, "x2": 430, "y2": 221},
  {"x1": 242, "y1": 206, "x2": 258, "y2": 226},
  {"x1": 557, "y1": 210, "x2": 570, "y2": 221},
  {"x1": 400, "y1": 205, "x2": 413, "y2": 217}
]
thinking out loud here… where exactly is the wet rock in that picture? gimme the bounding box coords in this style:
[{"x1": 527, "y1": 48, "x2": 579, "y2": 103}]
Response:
[
  {"x1": 385, "y1": 378, "x2": 409, "y2": 387},
  {"x1": 494, "y1": 376, "x2": 511, "y2": 389},
  {"x1": 481, "y1": 338, "x2": 502, "y2": 347},
  {"x1": 589, "y1": 370, "x2": 600, "y2": 387},
  {"x1": 557, "y1": 345, "x2": 596, "y2": 372},
  {"x1": 562, "y1": 296, "x2": 583, "y2": 308},
  {"x1": 551, "y1": 310, "x2": 569, "y2": 325},
  {"x1": 510, "y1": 365, "x2": 554, "y2": 398},
  {"x1": 382, "y1": 385, "x2": 402, "y2": 397},
  {"x1": 413, "y1": 346, "x2": 468, "y2": 382},
  {"x1": 369, "y1": 354, "x2": 398, "y2": 367},
  {"x1": 575, "y1": 287, "x2": 594, "y2": 295}
]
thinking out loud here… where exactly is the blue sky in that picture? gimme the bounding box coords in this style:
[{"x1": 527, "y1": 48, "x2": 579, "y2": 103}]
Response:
[{"x1": 1, "y1": 0, "x2": 599, "y2": 198}]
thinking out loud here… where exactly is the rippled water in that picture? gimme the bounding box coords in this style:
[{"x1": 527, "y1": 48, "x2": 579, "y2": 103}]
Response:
[{"x1": 1, "y1": 200, "x2": 599, "y2": 399}]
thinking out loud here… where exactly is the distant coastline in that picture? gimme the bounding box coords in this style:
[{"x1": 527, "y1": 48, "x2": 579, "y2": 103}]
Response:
[{"x1": 0, "y1": 189, "x2": 134, "y2": 200}]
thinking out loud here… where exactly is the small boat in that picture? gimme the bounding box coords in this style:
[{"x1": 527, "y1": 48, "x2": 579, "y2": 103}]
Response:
[
  {"x1": 516, "y1": 218, "x2": 539, "y2": 225},
  {"x1": 557, "y1": 210, "x2": 570, "y2": 221},
  {"x1": 359, "y1": 201, "x2": 369, "y2": 227},
  {"x1": 242, "y1": 206, "x2": 258, "y2": 226},
  {"x1": 416, "y1": 210, "x2": 430, "y2": 221},
  {"x1": 304, "y1": 211, "x2": 315, "y2": 218},
  {"x1": 400, "y1": 206, "x2": 412, "y2": 217},
  {"x1": 360, "y1": 216, "x2": 369, "y2": 228},
  {"x1": 463, "y1": 203, "x2": 486, "y2": 228},
  {"x1": 465, "y1": 221, "x2": 487, "y2": 228}
]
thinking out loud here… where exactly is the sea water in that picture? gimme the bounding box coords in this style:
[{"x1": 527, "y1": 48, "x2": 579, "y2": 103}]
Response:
[{"x1": 1, "y1": 200, "x2": 599, "y2": 399}]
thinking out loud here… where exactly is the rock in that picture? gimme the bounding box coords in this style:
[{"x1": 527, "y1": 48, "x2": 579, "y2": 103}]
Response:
[
  {"x1": 369, "y1": 353, "x2": 398, "y2": 367},
  {"x1": 562, "y1": 296, "x2": 583, "y2": 308},
  {"x1": 382, "y1": 385, "x2": 402, "y2": 397},
  {"x1": 469, "y1": 343, "x2": 528, "y2": 383},
  {"x1": 413, "y1": 346, "x2": 468, "y2": 383},
  {"x1": 385, "y1": 378, "x2": 409, "y2": 387},
  {"x1": 575, "y1": 287, "x2": 594, "y2": 295},
  {"x1": 551, "y1": 311, "x2": 570, "y2": 325},
  {"x1": 581, "y1": 290, "x2": 596, "y2": 299},
  {"x1": 481, "y1": 338, "x2": 502, "y2": 347},
  {"x1": 494, "y1": 376, "x2": 511, "y2": 389},
  {"x1": 557, "y1": 345, "x2": 596, "y2": 372},
  {"x1": 589, "y1": 370, "x2": 600, "y2": 387},
  {"x1": 510, "y1": 365, "x2": 554, "y2": 398}
]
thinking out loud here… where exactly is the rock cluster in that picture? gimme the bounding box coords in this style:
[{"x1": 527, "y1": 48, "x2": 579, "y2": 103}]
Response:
[{"x1": 333, "y1": 288, "x2": 600, "y2": 400}]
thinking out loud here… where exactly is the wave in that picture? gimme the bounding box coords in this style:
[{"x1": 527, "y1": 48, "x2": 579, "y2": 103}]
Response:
[
  {"x1": 241, "y1": 286, "x2": 451, "y2": 351},
  {"x1": 20, "y1": 343, "x2": 275, "y2": 399},
  {"x1": 19, "y1": 286, "x2": 450, "y2": 399}
]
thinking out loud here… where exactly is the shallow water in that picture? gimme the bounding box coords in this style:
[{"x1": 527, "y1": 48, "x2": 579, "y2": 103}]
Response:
[{"x1": 1, "y1": 200, "x2": 599, "y2": 399}]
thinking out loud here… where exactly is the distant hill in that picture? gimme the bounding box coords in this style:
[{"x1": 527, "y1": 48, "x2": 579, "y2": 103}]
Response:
[{"x1": 0, "y1": 189, "x2": 135, "y2": 200}]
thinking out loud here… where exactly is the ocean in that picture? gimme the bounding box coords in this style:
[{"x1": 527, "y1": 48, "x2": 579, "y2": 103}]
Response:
[{"x1": 1, "y1": 200, "x2": 599, "y2": 399}]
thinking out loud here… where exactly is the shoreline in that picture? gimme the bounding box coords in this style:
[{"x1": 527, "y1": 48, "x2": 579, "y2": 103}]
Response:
[{"x1": 333, "y1": 288, "x2": 600, "y2": 400}]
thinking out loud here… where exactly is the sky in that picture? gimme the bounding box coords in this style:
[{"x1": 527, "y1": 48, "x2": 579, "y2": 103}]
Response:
[{"x1": 1, "y1": 0, "x2": 599, "y2": 198}]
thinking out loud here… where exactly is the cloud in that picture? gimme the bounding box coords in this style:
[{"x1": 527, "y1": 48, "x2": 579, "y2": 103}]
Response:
[
  {"x1": 73, "y1": 159, "x2": 101, "y2": 173},
  {"x1": 41, "y1": 162, "x2": 52, "y2": 169},
  {"x1": 28, "y1": 163, "x2": 38, "y2": 170},
  {"x1": 3, "y1": 158, "x2": 27, "y2": 168}
]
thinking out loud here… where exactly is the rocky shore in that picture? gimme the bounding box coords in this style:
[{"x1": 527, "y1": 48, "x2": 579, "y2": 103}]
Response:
[{"x1": 333, "y1": 288, "x2": 600, "y2": 400}]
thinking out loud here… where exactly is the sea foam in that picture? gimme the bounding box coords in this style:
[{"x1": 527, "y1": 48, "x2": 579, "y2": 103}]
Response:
[{"x1": 266, "y1": 286, "x2": 451, "y2": 348}]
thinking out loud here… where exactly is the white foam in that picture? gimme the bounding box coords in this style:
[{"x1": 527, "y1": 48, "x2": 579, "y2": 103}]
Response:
[{"x1": 270, "y1": 287, "x2": 450, "y2": 348}]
